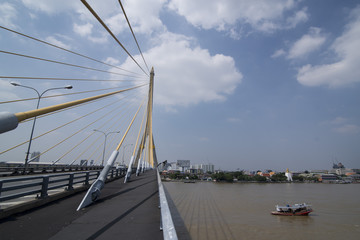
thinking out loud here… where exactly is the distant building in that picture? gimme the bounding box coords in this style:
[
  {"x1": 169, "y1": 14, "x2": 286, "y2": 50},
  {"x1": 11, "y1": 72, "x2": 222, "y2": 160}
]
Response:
[
  {"x1": 335, "y1": 168, "x2": 346, "y2": 175},
  {"x1": 30, "y1": 151, "x2": 41, "y2": 162},
  {"x1": 168, "y1": 162, "x2": 178, "y2": 171},
  {"x1": 310, "y1": 170, "x2": 328, "y2": 174},
  {"x1": 257, "y1": 171, "x2": 273, "y2": 177},
  {"x1": 177, "y1": 160, "x2": 190, "y2": 172},
  {"x1": 201, "y1": 164, "x2": 215, "y2": 173},
  {"x1": 190, "y1": 163, "x2": 215, "y2": 173},
  {"x1": 320, "y1": 174, "x2": 337, "y2": 183},
  {"x1": 350, "y1": 174, "x2": 360, "y2": 182}
]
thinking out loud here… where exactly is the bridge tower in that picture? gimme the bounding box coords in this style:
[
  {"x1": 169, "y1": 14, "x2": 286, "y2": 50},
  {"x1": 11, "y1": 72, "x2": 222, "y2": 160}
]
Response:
[{"x1": 77, "y1": 67, "x2": 156, "y2": 210}]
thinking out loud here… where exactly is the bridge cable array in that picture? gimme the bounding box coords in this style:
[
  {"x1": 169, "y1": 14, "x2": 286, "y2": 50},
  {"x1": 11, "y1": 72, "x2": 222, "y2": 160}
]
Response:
[
  {"x1": 81, "y1": 0, "x2": 149, "y2": 77},
  {"x1": 118, "y1": 0, "x2": 150, "y2": 73},
  {"x1": 0, "y1": 50, "x2": 142, "y2": 78},
  {"x1": 0, "y1": 96, "x2": 127, "y2": 156},
  {"x1": 0, "y1": 85, "x2": 139, "y2": 105},
  {"x1": 0, "y1": 25, "x2": 142, "y2": 76},
  {"x1": 0, "y1": 0, "x2": 153, "y2": 169}
]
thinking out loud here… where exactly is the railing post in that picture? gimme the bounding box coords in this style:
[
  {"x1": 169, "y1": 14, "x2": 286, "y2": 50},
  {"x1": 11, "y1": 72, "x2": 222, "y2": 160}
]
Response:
[
  {"x1": 85, "y1": 172, "x2": 90, "y2": 185},
  {"x1": 111, "y1": 169, "x2": 114, "y2": 179},
  {"x1": 39, "y1": 176, "x2": 49, "y2": 198},
  {"x1": 0, "y1": 180, "x2": 3, "y2": 198},
  {"x1": 67, "y1": 173, "x2": 74, "y2": 190}
]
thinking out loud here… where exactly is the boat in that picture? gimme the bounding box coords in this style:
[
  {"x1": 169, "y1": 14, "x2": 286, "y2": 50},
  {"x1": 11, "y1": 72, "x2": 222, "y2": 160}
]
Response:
[
  {"x1": 271, "y1": 203, "x2": 313, "y2": 216},
  {"x1": 183, "y1": 180, "x2": 196, "y2": 183}
]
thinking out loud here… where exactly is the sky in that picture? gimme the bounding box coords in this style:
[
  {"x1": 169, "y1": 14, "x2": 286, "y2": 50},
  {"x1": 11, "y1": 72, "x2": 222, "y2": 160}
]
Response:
[{"x1": 0, "y1": 0, "x2": 360, "y2": 171}]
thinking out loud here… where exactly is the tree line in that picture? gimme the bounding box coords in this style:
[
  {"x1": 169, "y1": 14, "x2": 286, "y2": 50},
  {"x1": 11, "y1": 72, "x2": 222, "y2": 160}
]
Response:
[{"x1": 165, "y1": 171, "x2": 318, "y2": 183}]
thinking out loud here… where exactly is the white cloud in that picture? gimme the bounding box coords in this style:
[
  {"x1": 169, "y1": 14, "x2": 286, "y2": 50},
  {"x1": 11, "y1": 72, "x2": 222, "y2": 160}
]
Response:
[
  {"x1": 73, "y1": 22, "x2": 108, "y2": 43},
  {"x1": 334, "y1": 124, "x2": 360, "y2": 134},
  {"x1": 105, "y1": 14, "x2": 127, "y2": 35},
  {"x1": 0, "y1": 79, "x2": 19, "y2": 100},
  {"x1": 21, "y1": 0, "x2": 80, "y2": 14},
  {"x1": 0, "y1": 2, "x2": 17, "y2": 28},
  {"x1": 73, "y1": 23, "x2": 93, "y2": 37},
  {"x1": 286, "y1": 7, "x2": 309, "y2": 28},
  {"x1": 122, "y1": 0, "x2": 166, "y2": 34},
  {"x1": 288, "y1": 27, "x2": 326, "y2": 59},
  {"x1": 297, "y1": 7, "x2": 360, "y2": 87},
  {"x1": 76, "y1": 0, "x2": 166, "y2": 35},
  {"x1": 105, "y1": 57, "x2": 120, "y2": 65},
  {"x1": 72, "y1": 0, "x2": 166, "y2": 46},
  {"x1": 271, "y1": 49, "x2": 286, "y2": 58},
  {"x1": 45, "y1": 36, "x2": 72, "y2": 50},
  {"x1": 119, "y1": 32, "x2": 242, "y2": 108},
  {"x1": 227, "y1": 117, "x2": 242, "y2": 123},
  {"x1": 330, "y1": 117, "x2": 348, "y2": 125},
  {"x1": 323, "y1": 117, "x2": 359, "y2": 135},
  {"x1": 88, "y1": 34, "x2": 108, "y2": 44},
  {"x1": 168, "y1": 0, "x2": 307, "y2": 35}
]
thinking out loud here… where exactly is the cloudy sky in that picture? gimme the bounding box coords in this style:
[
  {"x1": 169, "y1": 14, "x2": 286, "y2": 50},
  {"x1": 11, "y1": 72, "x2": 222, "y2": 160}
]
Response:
[{"x1": 1, "y1": 0, "x2": 359, "y2": 171}]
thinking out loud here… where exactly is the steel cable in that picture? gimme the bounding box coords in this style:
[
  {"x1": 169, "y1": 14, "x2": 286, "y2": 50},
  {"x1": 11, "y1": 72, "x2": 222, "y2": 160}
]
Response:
[
  {"x1": 118, "y1": 0, "x2": 150, "y2": 73},
  {"x1": 60, "y1": 99, "x2": 136, "y2": 165},
  {"x1": 0, "y1": 50, "x2": 141, "y2": 78},
  {"x1": 0, "y1": 25, "x2": 142, "y2": 76},
  {"x1": 0, "y1": 96, "x2": 127, "y2": 155},
  {"x1": 81, "y1": 0, "x2": 149, "y2": 76}
]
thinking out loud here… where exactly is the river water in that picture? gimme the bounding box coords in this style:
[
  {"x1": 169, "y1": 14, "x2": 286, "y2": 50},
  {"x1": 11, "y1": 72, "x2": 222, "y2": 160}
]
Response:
[{"x1": 163, "y1": 181, "x2": 360, "y2": 240}]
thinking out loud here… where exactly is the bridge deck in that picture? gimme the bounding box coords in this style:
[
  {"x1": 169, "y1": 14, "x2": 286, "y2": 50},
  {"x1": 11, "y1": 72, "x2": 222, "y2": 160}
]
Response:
[{"x1": 0, "y1": 170, "x2": 162, "y2": 240}]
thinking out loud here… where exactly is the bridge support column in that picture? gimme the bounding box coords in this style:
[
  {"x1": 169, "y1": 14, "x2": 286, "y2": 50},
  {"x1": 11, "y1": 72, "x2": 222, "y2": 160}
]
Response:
[
  {"x1": 77, "y1": 150, "x2": 119, "y2": 210},
  {"x1": 124, "y1": 155, "x2": 135, "y2": 183},
  {"x1": 136, "y1": 155, "x2": 142, "y2": 176}
]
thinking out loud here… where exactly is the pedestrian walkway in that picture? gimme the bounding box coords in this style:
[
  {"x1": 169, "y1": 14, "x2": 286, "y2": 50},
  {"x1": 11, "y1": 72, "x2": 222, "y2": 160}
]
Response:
[{"x1": 0, "y1": 170, "x2": 162, "y2": 240}]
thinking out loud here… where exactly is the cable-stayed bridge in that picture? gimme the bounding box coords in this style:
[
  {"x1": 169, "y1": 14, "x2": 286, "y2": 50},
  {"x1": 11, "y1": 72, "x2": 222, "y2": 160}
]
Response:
[{"x1": 0, "y1": 1, "x2": 177, "y2": 239}]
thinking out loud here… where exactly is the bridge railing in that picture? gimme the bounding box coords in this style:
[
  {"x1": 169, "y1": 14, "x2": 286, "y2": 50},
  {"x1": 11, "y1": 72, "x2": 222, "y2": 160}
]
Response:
[
  {"x1": 157, "y1": 170, "x2": 178, "y2": 240},
  {"x1": 0, "y1": 168, "x2": 126, "y2": 203},
  {"x1": 0, "y1": 163, "x2": 103, "y2": 176}
]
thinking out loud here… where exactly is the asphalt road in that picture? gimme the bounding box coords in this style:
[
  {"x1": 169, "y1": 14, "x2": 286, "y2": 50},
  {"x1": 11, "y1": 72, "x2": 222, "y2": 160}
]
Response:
[{"x1": 0, "y1": 170, "x2": 162, "y2": 240}]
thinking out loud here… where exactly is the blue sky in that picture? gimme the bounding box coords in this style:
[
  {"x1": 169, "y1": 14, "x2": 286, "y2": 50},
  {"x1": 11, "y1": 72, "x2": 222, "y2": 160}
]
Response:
[{"x1": 0, "y1": 0, "x2": 359, "y2": 171}]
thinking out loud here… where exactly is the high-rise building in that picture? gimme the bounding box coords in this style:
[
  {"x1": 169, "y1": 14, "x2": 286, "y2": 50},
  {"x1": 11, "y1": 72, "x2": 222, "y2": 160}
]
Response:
[
  {"x1": 30, "y1": 151, "x2": 41, "y2": 162},
  {"x1": 201, "y1": 164, "x2": 215, "y2": 173},
  {"x1": 190, "y1": 163, "x2": 215, "y2": 173},
  {"x1": 177, "y1": 160, "x2": 190, "y2": 172}
]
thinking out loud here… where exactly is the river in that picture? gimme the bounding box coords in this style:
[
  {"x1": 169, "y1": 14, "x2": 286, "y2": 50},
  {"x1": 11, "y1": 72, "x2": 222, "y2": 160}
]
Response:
[{"x1": 163, "y1": 181, "x2": 360, "y2": 240}]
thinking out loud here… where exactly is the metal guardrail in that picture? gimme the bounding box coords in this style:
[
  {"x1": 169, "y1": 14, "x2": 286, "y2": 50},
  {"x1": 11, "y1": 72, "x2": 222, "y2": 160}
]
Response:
[
  {"x1": 157, "y1": 170, "x2": 178, "y2": 240},
  {"x1": 0, "y1": 168, "x2": 126, "y2": 203},
  {"x1": 0, "y1": 164, "x2": 103, "y2": 176}
]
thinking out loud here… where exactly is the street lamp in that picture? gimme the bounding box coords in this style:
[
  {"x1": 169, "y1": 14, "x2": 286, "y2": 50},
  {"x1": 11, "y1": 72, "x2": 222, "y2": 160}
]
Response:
[
  {"x1": 10, "y1": 82, "x2": 73, "y2": 172},
  {"x1": 122, "y1": 144, "x2": 133, "y2": 166},
  {"x1": 93, "y1": 129, "x2": 120, "y2": 166}
]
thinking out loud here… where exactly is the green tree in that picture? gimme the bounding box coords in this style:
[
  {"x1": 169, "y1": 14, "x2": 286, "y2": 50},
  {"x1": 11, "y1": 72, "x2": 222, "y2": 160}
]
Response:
[
  {"x1": 224, "y1": 173, "x2": 234, "y2": 182},
  {"x1": 292, "y1": 175, "x2": 304, "y2": 182},
  {"x1": 271, "y1": 173, "x2": 287, "y2": 182},
  {"x1": 253, "y1": 175, "x2": 267, "y2": 182}
]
